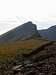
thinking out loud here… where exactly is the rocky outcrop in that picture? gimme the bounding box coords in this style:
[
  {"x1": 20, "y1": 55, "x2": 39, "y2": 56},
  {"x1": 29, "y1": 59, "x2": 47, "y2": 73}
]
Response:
[
  {"x1": 0, "y1": 42, "x2": 56, "y2": 75},
  {"x1": 0, "y1": 22, "x2": 40, "y2": 43}
]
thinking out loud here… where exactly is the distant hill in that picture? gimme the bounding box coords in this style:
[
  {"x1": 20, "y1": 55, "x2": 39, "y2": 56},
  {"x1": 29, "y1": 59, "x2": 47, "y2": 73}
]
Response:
[
  {"x1": 38, "y1": 25, "x2": 56, "y2": 41},
  {"x1": 0, "y1": 22, "x2": 40, "y2": 43}
]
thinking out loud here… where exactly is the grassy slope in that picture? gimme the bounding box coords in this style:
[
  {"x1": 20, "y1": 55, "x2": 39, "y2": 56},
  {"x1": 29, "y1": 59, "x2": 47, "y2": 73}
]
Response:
[{"x1": 0, "y1": 38, "x2": 50, "y2": 58}]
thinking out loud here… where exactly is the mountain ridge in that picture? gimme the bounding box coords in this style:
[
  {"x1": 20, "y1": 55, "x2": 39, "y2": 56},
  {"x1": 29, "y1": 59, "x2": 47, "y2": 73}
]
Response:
[{"x1": 38, "y1": 25, "x2": 56, "y2": 41}]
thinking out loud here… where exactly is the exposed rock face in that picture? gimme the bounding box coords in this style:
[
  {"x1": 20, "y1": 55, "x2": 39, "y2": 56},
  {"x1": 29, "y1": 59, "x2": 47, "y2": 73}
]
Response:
[
  {"x1": 0, "y1": 22, "x2": 40, "y2": 43},
  {"x1": 38, "y1": 25, "x2": 56, "y2": 41},
  {"x1": 0, "y1": 42, "x2": 56, "y2": 75}
]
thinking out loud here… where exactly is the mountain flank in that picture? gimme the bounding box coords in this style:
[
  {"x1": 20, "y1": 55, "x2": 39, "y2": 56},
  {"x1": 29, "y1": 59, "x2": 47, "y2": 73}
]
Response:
[
  {"x1": 38, "y1": 25, "x2": 56, "y2": 41},
  {"x1": 0, "y1": 22, "x2": 40, "y2": 43}
]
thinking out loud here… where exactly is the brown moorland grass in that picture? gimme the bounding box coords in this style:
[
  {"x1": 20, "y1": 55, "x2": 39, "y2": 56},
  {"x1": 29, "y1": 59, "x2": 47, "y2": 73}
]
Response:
[{"x1": 0, "y1": 38, "x2": 50, "y2": 59}]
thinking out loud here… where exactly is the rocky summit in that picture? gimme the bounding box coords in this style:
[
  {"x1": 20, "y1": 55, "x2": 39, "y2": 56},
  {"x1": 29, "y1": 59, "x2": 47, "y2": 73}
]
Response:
[{"x1": 0, "y1": 22, "x2": 40, "y2": 43}]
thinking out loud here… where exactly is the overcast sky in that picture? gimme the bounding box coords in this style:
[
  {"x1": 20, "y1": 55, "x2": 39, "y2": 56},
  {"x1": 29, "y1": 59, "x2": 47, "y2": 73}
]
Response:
[{"x1": 0, "y1": 0, "x2": 56, "y2": 34}]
